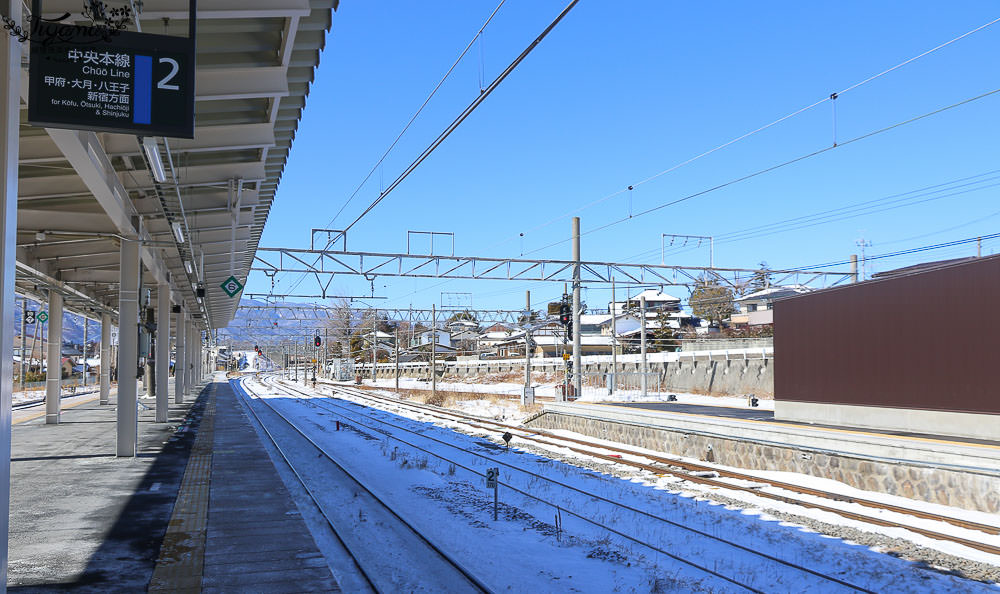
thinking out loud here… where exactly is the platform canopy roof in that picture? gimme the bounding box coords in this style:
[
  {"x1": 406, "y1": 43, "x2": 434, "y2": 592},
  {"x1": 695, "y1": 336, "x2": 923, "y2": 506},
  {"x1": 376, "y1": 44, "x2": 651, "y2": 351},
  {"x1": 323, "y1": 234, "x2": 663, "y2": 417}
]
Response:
[{"x1": 15, "y1": 0, "x2": 337, "y2": 330}]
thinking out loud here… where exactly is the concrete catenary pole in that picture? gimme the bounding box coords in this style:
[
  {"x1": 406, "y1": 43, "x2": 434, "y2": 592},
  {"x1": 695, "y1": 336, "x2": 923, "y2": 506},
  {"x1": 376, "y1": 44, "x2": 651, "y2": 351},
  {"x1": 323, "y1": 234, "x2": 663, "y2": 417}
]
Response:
[
  {"x1": 81, "y1": 316, "x2": 88, "y2": 388},
  {"x1": 117, "y1": 238, "x2": 141, "y2": 456},
  {"x1": 523, "y1": 290, "x2": 533, "y2": 405},
  {"x1": 431, "y1": 304, "x2": 437, "y2": 399},
  {"x1": 640, "y1": 295, "x2": 648, "y2": 397},
  {"x1": 610, "y1": 277, "x2": 617, "y2": 395},
  {"x1": 100, "y1": 312, "x2": 111, "y2": 405},
  {"x1": 850, "y1": 254, "x2": 859, "y2": 283},
  {"x1": 572, "y1": 217, "x2": 582, "y2": 400},
  {"x1": 45, "y1": 291, "x2": 63, "y2": 424},
  {"x1": 394, "y1": 326, "x2": 400, "y2": 391},
  {"x1": 155, "y1": 285, "x2": 170, "y2": 422},
  {"x1": 371, "y1": 310, "x2": 377, "y2": 381},
  {"x1": 19, "y1": 298, "x2": 25, "y2": 393}
]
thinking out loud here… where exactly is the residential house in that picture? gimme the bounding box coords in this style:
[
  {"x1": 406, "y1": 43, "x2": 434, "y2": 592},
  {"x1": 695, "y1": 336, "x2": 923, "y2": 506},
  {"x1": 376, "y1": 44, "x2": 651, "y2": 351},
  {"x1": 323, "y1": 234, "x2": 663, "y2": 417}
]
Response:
[
  {"x1": 447, "y1": 320, "x2": 480, "y2": 353},
  {"x1": 609, "y1": 289, "x2": 681, "y2": 314},
  {"x1": 731, "y1": 285, "x2": 812, "y2": 326}
]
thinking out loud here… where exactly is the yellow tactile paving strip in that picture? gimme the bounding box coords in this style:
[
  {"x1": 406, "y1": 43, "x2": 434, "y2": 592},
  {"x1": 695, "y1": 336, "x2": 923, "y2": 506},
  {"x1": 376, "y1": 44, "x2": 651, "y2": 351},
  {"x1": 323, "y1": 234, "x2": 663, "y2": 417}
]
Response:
[
  {"x1": 148, "y1": 389, "x2": 216, "y2": 593},
  {"x1": 12, "y1": 395, "x2": 99, "y2": 425}
]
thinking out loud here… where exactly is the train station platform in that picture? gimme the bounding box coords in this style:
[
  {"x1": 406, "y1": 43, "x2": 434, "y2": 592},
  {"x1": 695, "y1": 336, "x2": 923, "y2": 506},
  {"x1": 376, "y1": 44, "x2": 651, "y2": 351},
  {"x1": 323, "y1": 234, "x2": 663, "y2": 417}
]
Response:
[
  {"x1": 532, "y1": 401, "x2": 1000, "y2": 514},
  {"x1": 8, "y1": 377, "x2": 341, "y2": 592}
]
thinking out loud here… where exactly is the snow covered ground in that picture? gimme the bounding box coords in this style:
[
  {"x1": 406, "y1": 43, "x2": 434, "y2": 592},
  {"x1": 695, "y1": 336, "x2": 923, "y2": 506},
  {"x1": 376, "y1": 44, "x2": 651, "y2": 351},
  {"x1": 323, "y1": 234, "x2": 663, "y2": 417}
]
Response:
[
  {"x1": 240, "y1": 376, "x2": 998, "y2": 592},
  {"x1": 363, "y1": 376, "x2": 772, "y2": 411}
]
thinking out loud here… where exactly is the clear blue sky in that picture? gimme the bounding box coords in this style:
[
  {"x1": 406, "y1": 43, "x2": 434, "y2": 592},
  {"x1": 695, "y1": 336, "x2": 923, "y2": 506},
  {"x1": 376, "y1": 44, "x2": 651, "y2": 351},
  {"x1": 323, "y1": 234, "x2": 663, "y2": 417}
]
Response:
[{"x1": 253, "y1": 1, "x2": 1000, "y2": 312}]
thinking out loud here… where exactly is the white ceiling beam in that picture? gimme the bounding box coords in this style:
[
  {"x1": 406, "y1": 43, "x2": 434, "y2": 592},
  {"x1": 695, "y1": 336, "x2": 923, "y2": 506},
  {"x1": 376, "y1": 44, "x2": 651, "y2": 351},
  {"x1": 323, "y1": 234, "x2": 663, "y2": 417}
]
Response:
[
  {"x1": 43, "y1": 129, "x2": 170, "y2": 285},
  {"x1": 197, "y1": 67, "x2": 288, "y2": 101}
]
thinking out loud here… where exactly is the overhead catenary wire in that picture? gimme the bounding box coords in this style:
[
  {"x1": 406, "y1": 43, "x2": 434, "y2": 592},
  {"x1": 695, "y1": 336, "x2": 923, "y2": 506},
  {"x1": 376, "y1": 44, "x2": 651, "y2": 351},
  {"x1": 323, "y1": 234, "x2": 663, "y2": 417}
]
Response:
[
  {"x1": 491, "y1": 15, "x2": 1000, "y2": 251},
  {"x1": 324, "y1": 0, "x2": 507, "y2": 230},
  {"x1": 521, "y1": 87, "x2": 1000, "y2": 257},
  {"x1": 279, "y1": 1, "x2": 507, "y2": 296},
  {"x1": 279, "y1": 0, "x2": 574, "y2": 297},
  {"x1": 628, "y1": 169, "x2": 1000, "y2": 264},
  {"x1": 338, "y1": 0, "x2": 581, "y2": 237}
]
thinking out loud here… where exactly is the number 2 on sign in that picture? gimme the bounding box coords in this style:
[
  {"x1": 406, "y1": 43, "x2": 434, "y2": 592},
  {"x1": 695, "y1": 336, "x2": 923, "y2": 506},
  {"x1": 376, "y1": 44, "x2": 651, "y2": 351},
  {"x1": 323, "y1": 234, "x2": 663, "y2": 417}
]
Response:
[
  {"x1": 486, "y1": 467, "x2": 499, "y2": 489},
  {"x1": 158, "y1": 58, "x2": 180, "y2": 90}
]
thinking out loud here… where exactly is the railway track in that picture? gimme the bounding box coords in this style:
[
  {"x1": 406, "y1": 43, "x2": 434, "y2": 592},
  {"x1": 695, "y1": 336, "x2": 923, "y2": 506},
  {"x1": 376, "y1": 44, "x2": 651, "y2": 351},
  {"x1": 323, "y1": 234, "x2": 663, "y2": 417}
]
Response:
[
  {"x1": 234, "y1": 377, "x2": 491, "y2": 594},
  {"x1": 265, "y1": 374, "x2": 884, "y2": 593},
  {"x1": 317, "y1": 379, "x2": 1000, "y2": 558},
  {"x1": 12, "y1": 389, "x2": 100, "y2": 410}
]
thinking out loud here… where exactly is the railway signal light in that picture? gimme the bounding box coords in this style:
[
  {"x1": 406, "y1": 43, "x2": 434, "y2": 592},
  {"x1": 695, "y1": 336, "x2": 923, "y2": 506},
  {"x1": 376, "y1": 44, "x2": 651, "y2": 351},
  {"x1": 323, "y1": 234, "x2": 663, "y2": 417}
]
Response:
[
  {"x1": 314, "y1": 335, "x2": 322, "y2": 347},
  {"x1": 559, "y1": 302, "x2": 570, "y2": 326}
]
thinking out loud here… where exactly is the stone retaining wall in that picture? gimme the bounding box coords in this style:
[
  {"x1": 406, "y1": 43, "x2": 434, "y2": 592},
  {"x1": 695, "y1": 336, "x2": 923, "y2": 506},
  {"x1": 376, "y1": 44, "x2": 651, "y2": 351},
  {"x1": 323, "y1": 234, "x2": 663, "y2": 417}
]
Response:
[
  {"x1": 362, "y1": 354, "x2": 774, "y2": 397},
  {"x1": 525, "y1": 411, "x2": 1000, "y2": 514}
]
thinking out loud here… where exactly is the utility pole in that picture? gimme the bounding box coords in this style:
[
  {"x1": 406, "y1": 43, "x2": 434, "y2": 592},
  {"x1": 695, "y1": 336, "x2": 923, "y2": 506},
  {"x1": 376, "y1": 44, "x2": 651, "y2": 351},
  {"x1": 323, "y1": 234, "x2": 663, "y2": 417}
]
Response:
[
  {"x1": 523, "y1": 290, "x2": 533, "y2": 405},
  {"x1": 19, "y1": 297, "x2": 25, "y2": 393},
  {"x1": 977, "y1": 237, "x2": 982, "y2": 257},
  {"x1": 294, "y1": 342, "x2": 298, "y2": 382},
  {"x1": 82, "y1": 316, "x2": 88, "y2": 388},
  {"x1": 850, "y1": 254, "x2": 859, "y2": 283},
  {"x1": 856, "y1": 238, "x2": 872, "y2": 281},
  {"x1": 394, "y1": 325, "x2": 400, "y2": 391},
  {"x1": 371, "y1": 309, "x2": 377, "y2": 382},
  {"x1": 610, "y1": 277, "x2": 616, "y2": 395},
  {"x1": 640, "y1": 295, "x2": 648, "y2": 397},
  {"x1": 572, "y1": 217, "x2": 582, "y2": 400},
  {"x1": 324, "y1": 327, "x2": 328, "y2": 379},
  {"x1": 431, "y1": 304, "x2": 437, "y2": 400}
]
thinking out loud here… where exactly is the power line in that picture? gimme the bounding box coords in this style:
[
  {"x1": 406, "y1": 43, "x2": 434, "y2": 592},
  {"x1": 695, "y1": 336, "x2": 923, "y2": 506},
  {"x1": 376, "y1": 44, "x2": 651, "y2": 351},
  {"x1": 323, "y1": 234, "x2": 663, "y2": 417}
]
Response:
[
  {"x1": 489, "y1": 15, "x2": 1000, "y2": 252},
  {"x1": 521, "y1": 87, "x2": 1000, "y2": 257},
  {"x1": 278, "y1": 1, "x2": 507, "y2": 295},
  {"x1": 325, "y1": 0, "x2": 507, "y2": 229},
  {"x1": 339, "y1": 0, "x2": 581, "y2": 236},
  {"x1": 793, "y1": 231, "x2": 1000, "y2": 271}
]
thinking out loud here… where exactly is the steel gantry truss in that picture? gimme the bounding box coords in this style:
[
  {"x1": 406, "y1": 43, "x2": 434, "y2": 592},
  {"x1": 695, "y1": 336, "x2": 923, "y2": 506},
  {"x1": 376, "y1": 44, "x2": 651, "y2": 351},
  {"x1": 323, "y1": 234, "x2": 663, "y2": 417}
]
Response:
[
  {"x1": 251, "y1": 247, "x2": 855, "y2": 296},
  {"x1": 220, "y1": 303, "x2": 529, "y2": 347},
  {"x1": 233, "y1": 303, "x2": 529, "y2": 325}
]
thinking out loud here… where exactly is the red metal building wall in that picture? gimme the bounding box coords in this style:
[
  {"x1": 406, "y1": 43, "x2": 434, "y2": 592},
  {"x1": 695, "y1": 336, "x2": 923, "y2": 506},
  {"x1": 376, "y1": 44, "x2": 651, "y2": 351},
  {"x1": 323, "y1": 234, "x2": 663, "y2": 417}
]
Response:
[{"x1": 774, "y1": 255, "x2": 1000, "y2": 414}]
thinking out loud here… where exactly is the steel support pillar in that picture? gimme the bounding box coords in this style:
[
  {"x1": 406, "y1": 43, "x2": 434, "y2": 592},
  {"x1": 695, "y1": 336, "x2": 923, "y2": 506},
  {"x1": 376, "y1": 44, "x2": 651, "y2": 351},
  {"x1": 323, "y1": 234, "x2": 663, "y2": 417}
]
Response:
[
  {"x1": 45, "y1": 291, "x2": 63, "y2": 424},
  {"x1": 0, "y1": 0, "x2": 22, "y2": 581},
  {"x1": 196, "y1": 329, "x2": 202, "y2": 384},
  {"x1": 183, "y1": 323, "x2": 192, "y2": 393},
  {"x1": 174, "y1": 311, "x2": 185, "y2": 403},
  {"x1": 100, "y1": 313, "x2": 111, "y2": 405},
  {"x1": 117, "y1": 239, "x2": 140, "y2": 457},
  {"x1": 155, "y1": 285, "x2": 170, "y2": 422},
  {"x1": 188, "y1": 325, "x2": 196, "y2": 391}
]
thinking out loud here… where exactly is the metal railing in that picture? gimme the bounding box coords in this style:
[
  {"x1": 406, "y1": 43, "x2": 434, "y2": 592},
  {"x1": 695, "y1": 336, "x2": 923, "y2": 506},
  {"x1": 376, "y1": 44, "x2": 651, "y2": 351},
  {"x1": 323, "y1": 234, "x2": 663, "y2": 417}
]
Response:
[{"x1": 579, "y1": 371, "x2": 662, "y2": 399}]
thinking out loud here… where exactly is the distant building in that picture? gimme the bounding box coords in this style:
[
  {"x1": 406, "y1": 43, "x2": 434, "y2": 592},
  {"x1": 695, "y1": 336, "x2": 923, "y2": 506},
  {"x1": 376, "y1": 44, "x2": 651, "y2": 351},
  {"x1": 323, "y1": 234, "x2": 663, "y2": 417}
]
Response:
[
  {"x1": 731, "y1": 285, "x2": 812, "y2": 326},
  {"x1": 609, "y1": 289, "x2": 681, "y2": 314}
]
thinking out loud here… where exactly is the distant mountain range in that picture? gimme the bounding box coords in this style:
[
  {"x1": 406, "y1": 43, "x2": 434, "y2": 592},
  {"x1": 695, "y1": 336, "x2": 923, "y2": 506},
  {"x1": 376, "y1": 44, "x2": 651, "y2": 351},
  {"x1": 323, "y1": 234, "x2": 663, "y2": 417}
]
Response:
[{"x1": 15, "y1": 301, "x2": 99, "y2": 345}]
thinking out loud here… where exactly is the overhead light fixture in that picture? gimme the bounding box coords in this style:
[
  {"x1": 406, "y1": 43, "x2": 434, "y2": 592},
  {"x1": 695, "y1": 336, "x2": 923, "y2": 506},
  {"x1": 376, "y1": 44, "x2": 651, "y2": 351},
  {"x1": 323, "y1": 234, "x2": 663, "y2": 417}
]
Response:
[
  {"x1": 171, "y1": 221, "x2": 185, "y2": 244},
  {"x1": 184, "y1": 259, "x2": 193, "y2": 274},
  {"x1": 142, "y1": 136, "x2": 166, "y2": 183}
]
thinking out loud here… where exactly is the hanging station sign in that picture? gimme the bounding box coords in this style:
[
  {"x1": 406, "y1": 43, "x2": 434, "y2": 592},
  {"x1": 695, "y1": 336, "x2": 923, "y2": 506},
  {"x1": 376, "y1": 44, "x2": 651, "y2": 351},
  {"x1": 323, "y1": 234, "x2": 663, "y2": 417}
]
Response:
[{"x1": 26, "y1": 2, "x2": 196, "y2": 138}]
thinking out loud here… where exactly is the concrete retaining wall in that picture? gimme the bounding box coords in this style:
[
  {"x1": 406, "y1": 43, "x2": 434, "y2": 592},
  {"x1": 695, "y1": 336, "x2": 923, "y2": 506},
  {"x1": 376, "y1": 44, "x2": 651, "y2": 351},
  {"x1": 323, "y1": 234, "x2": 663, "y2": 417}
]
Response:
[
  {"x1": 360, "y1": 350, "x2": 774, "y2": 396},
  {"x1": 526, "y1": 410, "x2": 1000, "y2": 514}
]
